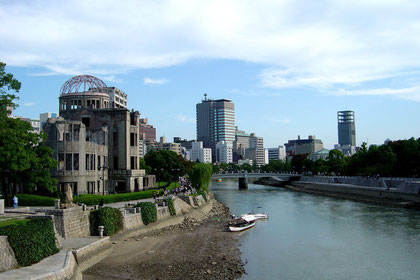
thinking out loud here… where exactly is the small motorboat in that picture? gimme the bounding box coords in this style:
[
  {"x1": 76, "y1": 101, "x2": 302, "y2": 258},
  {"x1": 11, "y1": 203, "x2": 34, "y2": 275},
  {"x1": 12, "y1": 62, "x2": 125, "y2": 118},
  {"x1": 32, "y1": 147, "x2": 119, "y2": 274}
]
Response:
[
  {"x1": 240, "y1": 213, "x2": 268, "y2": 221},
  {"x1": 229, "y1": 219, "x2": 256, "y2": 232}
]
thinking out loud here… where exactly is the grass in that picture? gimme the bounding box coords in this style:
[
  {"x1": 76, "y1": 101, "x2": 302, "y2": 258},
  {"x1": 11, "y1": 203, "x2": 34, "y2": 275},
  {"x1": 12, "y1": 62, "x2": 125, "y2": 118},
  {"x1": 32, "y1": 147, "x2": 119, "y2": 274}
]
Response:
[
  {"x1": 0, "y1": 218, "x2": 29, "y2": 228},
  {"x1": 73, "y1": 182, "x2": 179, "y2": 206}
]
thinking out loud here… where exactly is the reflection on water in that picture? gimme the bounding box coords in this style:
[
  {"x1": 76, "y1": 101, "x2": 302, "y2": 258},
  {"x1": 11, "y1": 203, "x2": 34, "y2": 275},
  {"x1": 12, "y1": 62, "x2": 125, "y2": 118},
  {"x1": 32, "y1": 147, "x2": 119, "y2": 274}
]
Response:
[{"x1": 211, "y1": 179, "x2": 420, "y2": 280}]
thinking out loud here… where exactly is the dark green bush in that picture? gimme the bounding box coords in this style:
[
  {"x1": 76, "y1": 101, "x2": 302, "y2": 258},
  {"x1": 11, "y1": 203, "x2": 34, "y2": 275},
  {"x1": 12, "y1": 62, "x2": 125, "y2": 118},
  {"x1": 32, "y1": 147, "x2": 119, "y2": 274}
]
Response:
[
  {"x1": 0, "y1": 218, "x2": 59, "y2": 266},
  {"x1": 164, "y1": 198, "x2": 176, "y2": 216},
  {"x1": 135, "y1": 202, "x2": 157, "y2": 225},
  {"x1": 89, "y1": 207, "x2": 123, "y2": 236},
  {"x1": 7, "y1": 194, "x2": 55, "y2": 206},
  {"x1": 74, "y1": 184, "x2": 178, "y2": 206}
]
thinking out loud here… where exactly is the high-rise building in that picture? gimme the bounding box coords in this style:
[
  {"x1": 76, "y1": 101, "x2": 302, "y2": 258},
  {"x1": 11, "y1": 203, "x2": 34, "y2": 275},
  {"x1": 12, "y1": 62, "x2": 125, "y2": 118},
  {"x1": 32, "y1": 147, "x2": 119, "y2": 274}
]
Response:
[
  {"x1": 196, "y1": 95, "x2": 235, "y2": 161},
  {"x1": 246, "y1": 133, "x2": 265, "y2": 166},
  {"x1": 233, "y1": 127, "x2": 249, "y2": 162},
  {"x1": 216, "y1": 141, "x2": 233, "y2": 163},
  {"x1": 337, "y1": 110, "x2": 356, "y2": 146}
]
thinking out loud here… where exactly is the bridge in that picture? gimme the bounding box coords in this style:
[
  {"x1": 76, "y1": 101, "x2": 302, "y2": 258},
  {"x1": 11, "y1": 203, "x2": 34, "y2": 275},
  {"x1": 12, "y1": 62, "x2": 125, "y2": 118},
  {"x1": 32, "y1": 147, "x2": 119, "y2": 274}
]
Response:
[{"x1": 212, "y1": 172, "x2": 302, "y2": 189}]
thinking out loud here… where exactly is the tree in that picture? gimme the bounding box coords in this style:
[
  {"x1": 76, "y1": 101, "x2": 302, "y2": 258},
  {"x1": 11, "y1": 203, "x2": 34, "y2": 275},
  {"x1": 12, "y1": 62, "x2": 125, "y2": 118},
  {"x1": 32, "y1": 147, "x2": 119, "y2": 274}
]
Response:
[
  {"x1": 291, "y1": 154, "x2": 307, "y2": 173},
  {"x1": 188, "y1": 163, "x2": 213, "y2": 192},
  {"x1": 139, "y1": 157, "x2": 151, "y2": 174},
  {"x1": 327, "y1": 150, "x2": 346, "y2": 175},
  {"x1": 144, "y1": 150, "x2": 186, "y2": 184},
  {"x1": 0, "y1": 62, "x2": 58, "y2": 204}
]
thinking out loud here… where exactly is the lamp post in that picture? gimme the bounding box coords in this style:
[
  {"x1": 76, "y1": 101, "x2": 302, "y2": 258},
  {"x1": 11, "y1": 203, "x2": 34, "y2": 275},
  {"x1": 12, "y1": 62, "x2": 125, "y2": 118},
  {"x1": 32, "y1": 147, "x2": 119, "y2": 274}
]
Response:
[{"x1": 98, "y1": 165, "x2": 108, "y2": 196}]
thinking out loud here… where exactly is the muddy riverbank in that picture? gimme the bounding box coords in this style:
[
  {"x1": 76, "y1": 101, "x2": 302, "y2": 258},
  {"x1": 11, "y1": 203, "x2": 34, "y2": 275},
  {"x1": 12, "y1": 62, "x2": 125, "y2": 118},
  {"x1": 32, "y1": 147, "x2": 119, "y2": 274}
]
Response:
[{"x1": 83, "y1": 200, "x2": 245, "y2": 280}]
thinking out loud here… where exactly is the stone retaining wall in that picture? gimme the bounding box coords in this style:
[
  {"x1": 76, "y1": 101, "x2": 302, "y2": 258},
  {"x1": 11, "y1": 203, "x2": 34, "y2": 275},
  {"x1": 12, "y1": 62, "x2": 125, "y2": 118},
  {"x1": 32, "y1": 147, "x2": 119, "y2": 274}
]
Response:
[
  {"x1": 0, "y1": 236, "x2": 17, "y2": 272},
  {"x1": 41, "y1": 207, "x2": 90, "y2": 238}
]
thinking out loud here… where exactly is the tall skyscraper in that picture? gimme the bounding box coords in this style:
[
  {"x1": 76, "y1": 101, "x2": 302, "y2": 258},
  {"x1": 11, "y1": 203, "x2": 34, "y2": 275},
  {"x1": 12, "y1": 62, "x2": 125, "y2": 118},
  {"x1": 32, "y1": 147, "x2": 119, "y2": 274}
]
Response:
[
  {"x1": 196, "y1": 95, "x2": 235, "y2": 160},
  {"x1": 337, "y1": 111, "x2": 356, "y2": 146}
]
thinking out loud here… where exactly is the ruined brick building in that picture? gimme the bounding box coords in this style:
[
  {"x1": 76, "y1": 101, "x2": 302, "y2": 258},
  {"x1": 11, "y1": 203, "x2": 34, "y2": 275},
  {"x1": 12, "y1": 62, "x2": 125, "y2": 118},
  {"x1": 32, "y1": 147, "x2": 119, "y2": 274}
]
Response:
[{"x1": 43, "y1": 75, "x2": 155, "y2": 195}]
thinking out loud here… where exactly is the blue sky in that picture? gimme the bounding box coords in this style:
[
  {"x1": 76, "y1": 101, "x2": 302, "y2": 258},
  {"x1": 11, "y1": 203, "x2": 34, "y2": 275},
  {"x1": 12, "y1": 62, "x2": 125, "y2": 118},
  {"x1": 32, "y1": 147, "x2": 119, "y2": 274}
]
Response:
[{"x1": 2, "y1": 0, "x2": 420, "y2": 148}]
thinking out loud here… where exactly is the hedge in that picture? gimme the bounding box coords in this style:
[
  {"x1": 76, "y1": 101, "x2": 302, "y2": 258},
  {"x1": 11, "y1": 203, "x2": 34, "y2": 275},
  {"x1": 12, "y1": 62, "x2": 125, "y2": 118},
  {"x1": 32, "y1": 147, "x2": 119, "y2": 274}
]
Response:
[
  {"x1": 164, "y1": 198, "x2": 176, "y2": 216},
  {"x1": 135, "y1": 202, "x2": 157, "y2": 225},
  {"x1": 0, "y1": 218, "x2": 59, "y2": 266},
  {"x1": 89, "y1": 207, "x2": 123, "y2": 236},
  {"x1": 74, "y1": 183, "x2": 178, "y2": 206},
  {"x1": 7, "y1": 194, "x2": 55, "y2": 206}
]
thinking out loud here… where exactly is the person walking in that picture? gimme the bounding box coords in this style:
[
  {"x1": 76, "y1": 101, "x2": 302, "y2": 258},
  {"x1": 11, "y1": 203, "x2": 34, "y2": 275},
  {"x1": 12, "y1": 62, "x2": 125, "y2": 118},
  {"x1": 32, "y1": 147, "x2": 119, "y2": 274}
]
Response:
[{"x1": 13, "y1": 195, "x2": 18, "y2": 209}]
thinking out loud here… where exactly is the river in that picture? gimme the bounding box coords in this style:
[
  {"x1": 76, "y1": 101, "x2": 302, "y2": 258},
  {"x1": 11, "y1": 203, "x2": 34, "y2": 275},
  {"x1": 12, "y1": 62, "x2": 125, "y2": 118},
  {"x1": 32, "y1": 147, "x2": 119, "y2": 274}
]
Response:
[{"x1": 210, "y1": 179, "x2": 420, "y2": 280}]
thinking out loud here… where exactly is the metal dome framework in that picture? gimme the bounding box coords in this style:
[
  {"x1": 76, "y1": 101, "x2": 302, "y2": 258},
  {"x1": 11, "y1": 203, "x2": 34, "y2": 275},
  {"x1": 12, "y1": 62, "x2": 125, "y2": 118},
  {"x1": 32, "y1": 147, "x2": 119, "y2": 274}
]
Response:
[{"x1": 60, "y1": 75, "x2": 107, "y2": 95}]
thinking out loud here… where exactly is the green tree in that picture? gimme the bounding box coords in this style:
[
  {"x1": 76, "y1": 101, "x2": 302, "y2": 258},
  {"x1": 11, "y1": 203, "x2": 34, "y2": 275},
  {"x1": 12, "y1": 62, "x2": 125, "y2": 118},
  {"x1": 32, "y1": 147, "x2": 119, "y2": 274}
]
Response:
[
  {"x1": 144, "y1": 150, "x2": 185, "y2": 184},
  {"x1": 139, "y1": 157, "x2": 151, "y2": 174},
  {"x1": 0, "y1": 63, "x2": 58, "y2": 203},
  {"x1": 291, "y1": 154, "x2": 307, "y2": 173},
  {"x1": 327, "y1": 150, "x2": 346, "y2": 175},
  {"x1": 188, "y1": 163, "x2": 213, "y2": 192}
]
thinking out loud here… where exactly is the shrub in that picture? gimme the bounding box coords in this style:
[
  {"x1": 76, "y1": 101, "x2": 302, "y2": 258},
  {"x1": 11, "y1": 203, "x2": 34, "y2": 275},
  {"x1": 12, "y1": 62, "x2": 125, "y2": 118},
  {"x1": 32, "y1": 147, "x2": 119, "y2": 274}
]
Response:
[
  {"x1": 74, "y1": 184, "x2": 178, "y2": 206},
  {"x1": 0, "y1": 218, "x2": 59, "y2": 266},
  {"x1": 135, "y1": 202, "x2": 157, "y2": 225},
  {"x1": 188, "y1": 163, "x2": 212, "y2": 192},
  {"x1": 7, "y1": 194, "x2": 55, "y2": 206},
  {"x1": 89, "y1": 207, "x2": 123, "y2": 236},
  {"x1": 197, "y1": 190, "x2": 208, "y2": 202},
  {"x1": 164, "y1": 198, "x2": 176, "y2": 216}
]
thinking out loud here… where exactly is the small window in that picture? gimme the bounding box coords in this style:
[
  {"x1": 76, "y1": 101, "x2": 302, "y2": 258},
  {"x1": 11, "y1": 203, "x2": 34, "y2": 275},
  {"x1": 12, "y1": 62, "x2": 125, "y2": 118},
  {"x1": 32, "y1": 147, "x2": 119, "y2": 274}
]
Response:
[
  {"x1": 58, "y1": 153, "x2": 64, "y2": 170},
  {"x1": 113, "y1": 132, "x2": 118, "y2": 146},
  {"x1": 113, "y1": 156, "x2": 118, "y2": 169},
  {"x1": 73, "y1": 153, "x2": 79, "y2": 170},
  {"x1": 66, "y1": 154, "x2": 72, "y2": 171}
]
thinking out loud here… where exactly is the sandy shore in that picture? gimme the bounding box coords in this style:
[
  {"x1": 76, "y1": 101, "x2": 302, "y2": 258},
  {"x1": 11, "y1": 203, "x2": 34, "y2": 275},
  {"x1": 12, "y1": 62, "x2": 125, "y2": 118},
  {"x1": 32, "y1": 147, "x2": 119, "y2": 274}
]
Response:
[{"x1": 83, "y1": 200, "x2": 245, "y2": 280}]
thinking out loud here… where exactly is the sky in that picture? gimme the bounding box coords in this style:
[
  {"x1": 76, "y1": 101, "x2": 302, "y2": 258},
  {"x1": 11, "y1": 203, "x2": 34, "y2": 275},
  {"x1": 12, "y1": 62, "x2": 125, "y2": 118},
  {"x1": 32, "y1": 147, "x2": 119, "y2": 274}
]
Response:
[{"x1": 1, "y1": 0, "x2": 420, "y2": 149}]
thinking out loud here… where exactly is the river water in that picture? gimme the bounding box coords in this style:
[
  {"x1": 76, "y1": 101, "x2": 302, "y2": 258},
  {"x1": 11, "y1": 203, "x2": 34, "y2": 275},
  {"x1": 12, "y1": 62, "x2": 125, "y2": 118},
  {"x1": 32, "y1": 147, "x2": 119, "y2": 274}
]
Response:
[{"x1": 210, "y1": 179, "x2": 420, "y2": 280}]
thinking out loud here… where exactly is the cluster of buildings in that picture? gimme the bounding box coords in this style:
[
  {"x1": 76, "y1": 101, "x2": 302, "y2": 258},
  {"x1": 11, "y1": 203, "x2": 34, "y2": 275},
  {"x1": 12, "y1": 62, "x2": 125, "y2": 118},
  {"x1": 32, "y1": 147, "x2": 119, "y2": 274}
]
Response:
[{"x1": 12, "y1": 74, "x2": 359, "y2": 194}]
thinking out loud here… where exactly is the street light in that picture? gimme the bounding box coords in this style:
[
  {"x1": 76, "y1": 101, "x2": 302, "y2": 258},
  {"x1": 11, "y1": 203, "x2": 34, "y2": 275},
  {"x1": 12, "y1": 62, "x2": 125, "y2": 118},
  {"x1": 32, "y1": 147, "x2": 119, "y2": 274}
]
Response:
[{"x1": 98, "y1": 165, "x2": 108, "y2": 195}]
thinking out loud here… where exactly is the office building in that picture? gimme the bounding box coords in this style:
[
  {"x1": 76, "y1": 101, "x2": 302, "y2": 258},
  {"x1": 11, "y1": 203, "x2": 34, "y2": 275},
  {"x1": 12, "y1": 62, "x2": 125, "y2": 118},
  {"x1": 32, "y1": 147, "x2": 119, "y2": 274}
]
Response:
[
  {"x1": 247, "y1": 133, "x2": 265, "y2": 166},
  {"x1": 158, "y1": 136, "x2": 182, "y2": 155},
  {"x1": 190, "y1": 141, "x2": 212, "y2": 163},
  {"x1": 266, "y1": 146, "x2": 287, "y2": 162},
  {"x1": 233, "y1": 127, "x2": 250, "y2": 162},
  {"x1": 196, "y1": 95, "x2": 235, "y2": 161},
  {"x1": 285, "y1": 135, "x2": 324, "y2": 156},
  {"x1": 216, "y1": 141, "x2": 233, "y2": 163}
]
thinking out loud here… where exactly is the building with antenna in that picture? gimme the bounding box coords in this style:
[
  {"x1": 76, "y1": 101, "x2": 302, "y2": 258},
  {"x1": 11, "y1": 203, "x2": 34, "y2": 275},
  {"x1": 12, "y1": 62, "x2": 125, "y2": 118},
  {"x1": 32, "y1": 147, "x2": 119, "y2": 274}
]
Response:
[{"x1": 196, "y1": 94, "x2": 235, "y2": 161}]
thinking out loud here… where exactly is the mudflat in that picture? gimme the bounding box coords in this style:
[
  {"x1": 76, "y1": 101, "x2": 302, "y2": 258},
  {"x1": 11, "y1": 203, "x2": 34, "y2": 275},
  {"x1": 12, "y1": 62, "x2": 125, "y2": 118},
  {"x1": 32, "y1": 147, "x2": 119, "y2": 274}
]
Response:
[{"x1": 83, "y1": 201, "x2": 245, "y2": 280}]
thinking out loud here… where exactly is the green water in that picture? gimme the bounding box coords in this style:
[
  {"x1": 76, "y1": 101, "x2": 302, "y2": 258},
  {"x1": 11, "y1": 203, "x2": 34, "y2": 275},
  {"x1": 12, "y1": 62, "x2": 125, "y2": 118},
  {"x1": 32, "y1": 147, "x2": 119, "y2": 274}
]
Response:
[{"x1": 210, "y1": 180, "x2": 420, "y2": 280}]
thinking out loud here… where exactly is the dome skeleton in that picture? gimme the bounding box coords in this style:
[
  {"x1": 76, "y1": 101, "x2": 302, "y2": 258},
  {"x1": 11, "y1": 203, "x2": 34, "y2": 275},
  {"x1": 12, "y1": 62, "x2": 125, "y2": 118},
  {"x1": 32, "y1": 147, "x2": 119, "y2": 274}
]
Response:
[{"x1": 60, "y1": 75, "x2": 107, "y2": 95}]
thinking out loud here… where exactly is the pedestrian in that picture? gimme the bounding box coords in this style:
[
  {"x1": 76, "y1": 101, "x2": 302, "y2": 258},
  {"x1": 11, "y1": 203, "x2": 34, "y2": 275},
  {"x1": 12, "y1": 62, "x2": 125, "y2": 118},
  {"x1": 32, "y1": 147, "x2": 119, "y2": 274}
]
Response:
[
  {"x1": 13, "y1": 195, "x2": 18, "y2": 209},
  {"x1": 99, "y1": 198, "x2": 104, "y2": 207}
]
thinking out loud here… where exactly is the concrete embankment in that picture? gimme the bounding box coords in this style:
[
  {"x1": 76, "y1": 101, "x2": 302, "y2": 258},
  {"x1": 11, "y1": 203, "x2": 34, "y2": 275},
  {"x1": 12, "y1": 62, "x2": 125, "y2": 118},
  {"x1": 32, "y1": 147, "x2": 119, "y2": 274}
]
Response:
[{"x1": 257, "y1": 177, "x2": 420, "y2": 209}]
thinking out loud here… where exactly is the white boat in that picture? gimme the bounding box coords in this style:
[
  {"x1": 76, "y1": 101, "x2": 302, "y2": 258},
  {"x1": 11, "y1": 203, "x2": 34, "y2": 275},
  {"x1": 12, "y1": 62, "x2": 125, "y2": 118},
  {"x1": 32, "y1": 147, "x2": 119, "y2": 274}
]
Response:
[
  {"x1": 240, "y1": 213, "x2": 268, "y2": 221},
  {"x1": 229, "y1": 220, "x2": 256, "y2": 232}
]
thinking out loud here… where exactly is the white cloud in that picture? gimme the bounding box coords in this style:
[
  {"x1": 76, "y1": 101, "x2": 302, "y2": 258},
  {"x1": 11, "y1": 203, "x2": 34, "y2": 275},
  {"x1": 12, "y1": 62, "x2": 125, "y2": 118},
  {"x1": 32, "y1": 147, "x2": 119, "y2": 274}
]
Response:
[
  {"x1": 2, "y1": 0, "x2": 420, "y2": 98},
  {"x1": 334, "y1": 86, "x2": 420, "y2": 102},
  {"x1": 268, "y1": 117, "x2": 291, "y2": 124},
  {"x1": 176, "y1": 114, "x2": 195, "y2": 124},
  {"x1": 144, "y1": 78, "x2": 169, "y2": 85},
  {"x1": 23, "y1": 102, "x2": 36, "y2": 107}
]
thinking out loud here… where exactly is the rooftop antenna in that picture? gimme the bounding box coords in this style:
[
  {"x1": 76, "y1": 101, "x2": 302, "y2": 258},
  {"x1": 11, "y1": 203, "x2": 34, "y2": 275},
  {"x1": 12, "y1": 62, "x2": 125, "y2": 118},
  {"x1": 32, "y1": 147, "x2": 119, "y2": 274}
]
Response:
[{"x1": 204, "y1": 93, "x2": 207, "y2": 101}]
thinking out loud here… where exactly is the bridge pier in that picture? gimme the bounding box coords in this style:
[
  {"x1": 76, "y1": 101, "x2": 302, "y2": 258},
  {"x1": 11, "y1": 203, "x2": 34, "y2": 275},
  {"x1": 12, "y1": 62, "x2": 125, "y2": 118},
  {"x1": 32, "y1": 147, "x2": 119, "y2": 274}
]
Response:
[{"x1": 239, "y1": 177, "x2": 248, "y2": 189}]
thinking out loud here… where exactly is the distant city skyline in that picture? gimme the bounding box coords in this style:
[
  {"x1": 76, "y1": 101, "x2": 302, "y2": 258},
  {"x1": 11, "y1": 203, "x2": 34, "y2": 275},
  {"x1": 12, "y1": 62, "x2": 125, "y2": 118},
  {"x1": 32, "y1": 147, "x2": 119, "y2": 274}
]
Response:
[{"x1": 2, "y1": 0, "x2": 420, "y2": 148}]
